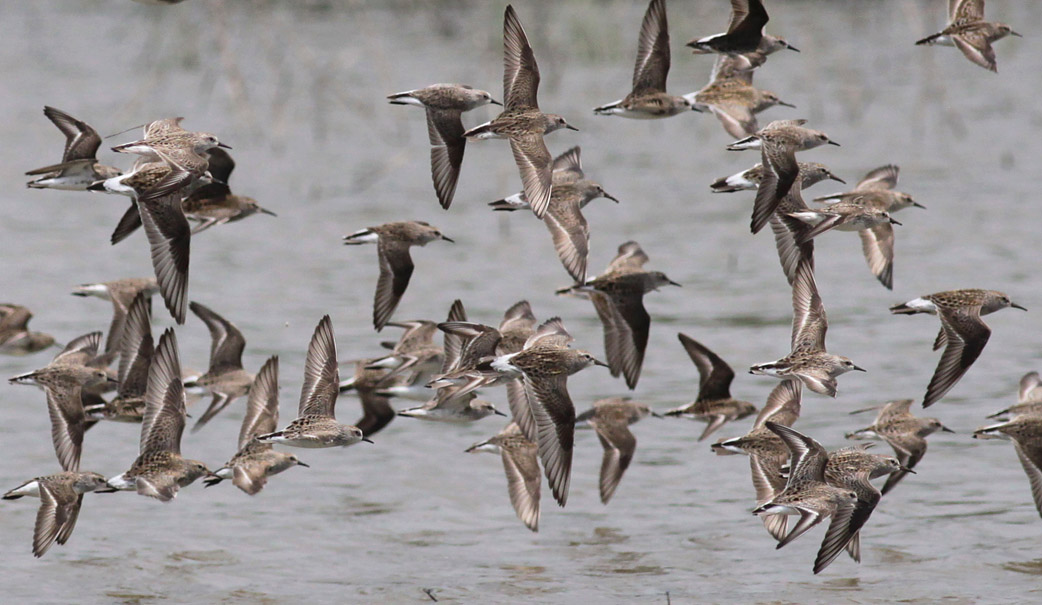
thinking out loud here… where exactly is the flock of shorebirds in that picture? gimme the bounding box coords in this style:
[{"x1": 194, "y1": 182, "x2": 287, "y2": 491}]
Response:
[{"x1": 1, "y1": 0, "x2": 1034, "y2": 576}]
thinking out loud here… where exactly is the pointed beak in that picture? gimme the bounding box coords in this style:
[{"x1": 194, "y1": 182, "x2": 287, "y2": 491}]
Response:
[
  {"x1": 593, "y1": 358, "x2": 610, "y2": 368},
  {"x1": 1012, "y1": 302, "x2": 1028, "y2": 311},
  {"x1": 690, "y1": 104, "x2": 704, "y2": 113},
  {"x1": 95, "y1": 486, "x2": 118, "y2": 494},
  {"x1": 852, "y1": 365, "x2": 867, "y2": 372},
  {"x1": 296, "y1": 460, "x2": 310, "y2": 468},
  {"x1": 361, "y1": 437, "x2": 375, "y2": 443},
  {"x1": 1011, "y1": 31, "x2": 1023, "y2": 38},
  {"x1": 259, "y1": 207, "x2": 278, "y2": 217},
  {"x1": 107, "y1": 376, "x2": 120, "y2": 384},
  {"x1": 441, "y1": 235, "x2": 455, "y2": 243},
  {"x1": 489, "y1": 98, "x2": 503, "y2": 106},
  {"x1": 889, "y1": 218, "x2": 902, "y2": 226},
  {"x1": 911, "y1": 200, "x2": 926, "y2": 209},
  {"x1": 603, "y1": 192, "x2": 620, "y2": 203},
  {"x1": 940, "y1": 425, "x2": 956, "y2": 433},
  {"x1": 493, "y1": 409, "x2": 508, "y2": 417},
  {"x1": 650, "y1": 411, "x2": 664, "y2": 419},
  {"x1": 668, "y1": 279, "x2": 682, "y2": 287},
  {"x1": 786, "y1": 43, "x2": 801, "y2": 52},
  {"x1": 217, "y1": 142, "x2": 232, "y2": 149},
  {"x1": 827, "y1": 140, "x2": 841, "y2": 146},
  {"x1": 777, "y1": 100, "x2": 797, "y2": 108},
  {"x1": 828, "y1": 173, "x2": 846, "y2": 184},
  {"x1": 899, "y1": 466, "x2": 917, "y2": 474},
  {"x1": 565, "y1": 124, "x2": 579, "y2": 131}
]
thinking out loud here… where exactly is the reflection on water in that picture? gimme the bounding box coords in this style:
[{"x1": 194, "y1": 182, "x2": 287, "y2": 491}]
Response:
[{"x1": 1, "y1": 0, "x2": 1041, "y2": 602}]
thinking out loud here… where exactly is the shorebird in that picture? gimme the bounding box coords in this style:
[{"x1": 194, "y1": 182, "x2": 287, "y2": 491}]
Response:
[
  {"x1": 462, "y1": 5, "x2": 577, "y2": 219},
  {"x1": 488, "y1": 146, "x2": 614, "y2": 211},
  {"x1": 557, "y1": 267, "x2": 679, "y2": 390},
  {"x1": 727, "y1": 119, "x2": 839, "y2": 234},
  {"x1": 26, "y1": 106, "x2": 121, "y2": 190},
  {"x1": 466, "y1": 422, "x2": 541, "y2": 532},
  {"x1": 398, "y1": 385, "x2": 505, "y2": 422},
  {"x1": 343, "y1": 221, "x2": 453, "y2": 331},
  {"x1": 665, "y1": 333, "x2": 757, "y2": 441},
  {"x1": 988, "y1": 372, "x2": 1042, "y2": 420},
  {"x1": 753, "y1": 423, "x2": 858, "y2": 559},
  {"x1": 666, "y1": 333, "x2": 758, "y2": 441},
  {"x1": 104, "y1": 329, "x2": 214, "y2": 500},
  {"x1": 388, "y1": 83, "x2": 500, "y2": 209},
  {"x1": 111, "y1": 116, "x2": 228, "y2": 169},
  {"x1": 687, "y1": 55, "x2": 794, "y2": 138},
  {"x1": 687, "y1": 0, "x2": 799, "y2": 60},
  {"x1": 204, "y1": 357, "x2": 308, "y2": 495},
  {"x1": 0, "y1": 304, "x2": 56, "y2": 356},
  {"x1": 973, "y1": 414, "x2": 1042, "y2": 517},
  {"x1": 846, "y1": 399, "x2": 953, "y2": 494},
  {"x1": 712, "y1": 161, "x2": 842, "y2": 192},
  {"x1": 593, "y1": 0, "x2": 695, "y2": 119},
  {"x1": 489, "y1": 318, "x2": 607, "y2": 506},
  {"x1": 575, "y1": 397, "x2": 656, "y2": 504},
  {"x1": 750, "y1": 259, "x2": 864, "y2": 397},
  {"x1": 489, "y1": 146, "x2": 618, "y2": 283},
  {"x1": 72, "y1": 277, "x2": 158, "y2": 353},
  {"x1": 185, "y1": 301, "x2": 254, "y2": 431},
  {"x1": 83, "y1": 291, "x2": 153, "y2": 423},
  {"x1": 3, "y1": 471, "x2": 109, "y2": 557},
  {"x1": 711, "y1": 380, "x2": 802, "y2": 541},
  {"x1": 801, "y1": 165, "x2": 921, "y2": 288},
  {"x1": 916, "y1": 0, "x2": 1021, "y2": 72},
  {"x1": 257, "y1": 316, "x2": 371, "y2": 448},
  {"x1": 9, "y1": 332, "x2": 112, "y2": 471},
  {"x1": 815, "y1": 447, "x2": 904, "y2": 574},
  {"x1": 180, "y1": 149, "x2": 276, "y2": 234},
  {"x1": 890, "y1": 289, "x2": 1026, "y2": 407},
  {"x1": 361, "y1": 319, "x2": 447, "y2": 403}
]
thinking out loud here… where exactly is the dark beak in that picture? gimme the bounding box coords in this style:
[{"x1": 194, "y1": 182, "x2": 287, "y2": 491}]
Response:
[
  {"x1": 777, "y1": 100, "x2": 797, "y2": 108},
  {"x1": 259, "y1": 207, "x2": 278, "y2": 217},
  {"x1": 95, "y1": 486, "x2": 118, "y2": 494},
  {"x1": 940, "y1": 425, "x2": 956, "y2": 433},
  {"x1": 690, "y1": 104, "x2": 704, "y2": 113},
  {"x1": 106, "y1": 376, "x2": 120, "y2": 384},
  {"x1": 828, "y1": 173, "x2": 846, "y2": 184},
  {"x1": 493, "y1": 409, "x2": 507, "y2": 417},
  {"x1": 565, "y1": 124, "x2": 579, "y2": 131},
  {"x1": 296, "y1": 460, "x2": 310, "y2": 468},
  {"x1": 852, "y1": 365, "x2": 867, "y2": 372},
  {"x1": 441, "y1": 235, "x2": 455, "y2": 243},
  {"x1": 217, "y1": 142, "x2": 232, "y2": 149},
  {"x1": 489, "y1": 98, "x2": 503, "y2": 106},
  {"x1": 362, "y1": 437, "x2": 375, "y2": 443},
  {"x1": 785, "y1": 43, "x2": 801, "y2": 52},
  {"x1": 668, "y1": 279, "x2": 682, "y2": 287},
  {"x1": 593, "y1": 358, "x2": 610, "y2": 368},
  {"x1": 603, "y1": 192, "x2": 620, "y2": 203},
  {"x1": 899, "y1": 466, "x2": 917, "y2": 474},
  {"x1": 827, "y1": 140, "x2": 841, "y2": 146},
  {"x1": 1012, "y1": 302, "x2": 1028, "y2": 311},
  {"x1": 1011, "y1": 31, "x2": 1023, "y2": 38},
  {"x1": 650, "y1": 411, "x2": 664, "y2": 419},
  {"x1": 889, "y1": 218, "x2": 902, "y2": 226},
  {"x1": 911, "y1": 200, "x2": 926, "y2": 209}
]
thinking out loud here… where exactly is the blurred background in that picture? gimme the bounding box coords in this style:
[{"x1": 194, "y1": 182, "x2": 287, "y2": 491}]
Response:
[{"x1": 1, "y1": 1, "x2": 1040, "y2": 602}]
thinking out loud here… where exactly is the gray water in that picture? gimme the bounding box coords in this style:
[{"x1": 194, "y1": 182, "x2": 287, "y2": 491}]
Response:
[{"x1": 1, "y1": 1, "x2": 1041, "y2": 602}]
